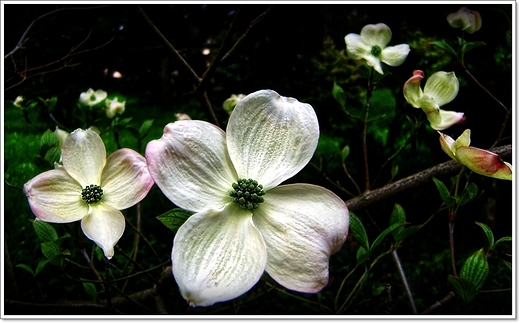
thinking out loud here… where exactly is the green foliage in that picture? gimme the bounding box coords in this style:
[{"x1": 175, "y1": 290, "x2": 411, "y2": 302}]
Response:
[
  {"x1": 460, "y1": 248, "x2": 489, "y2": 293},
  {"x1": 156, "y1": 208, "x2": 194, "y2": 233}
]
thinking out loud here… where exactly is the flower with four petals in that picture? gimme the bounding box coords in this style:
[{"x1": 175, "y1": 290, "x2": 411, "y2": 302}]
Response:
[
  {"x1": 145, "y1": 89, "x2": 350, "y2": 307},
  {"x1": 438, "y1": 129, "x2": 512, "y2": 180},
  {"x1": 79, "y1": 88, "x2": 108, "y2": 107},
  {"x1": 23, "y1": 129, "x2": 155, "y2": 259},
  {"x1": 345, "y1": 23, "x2": 410, "y2": 75},
  {"x1": 105, "y1": 97, "x2": 126, "y2": 119},
  {"x1": 403, "y1": 70, "x2": 465, "y2": 130}
]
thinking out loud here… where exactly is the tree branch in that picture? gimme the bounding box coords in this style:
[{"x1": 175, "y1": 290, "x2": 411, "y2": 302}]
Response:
[{"x1": 345, "y1": 145, "x2": 512, "y2": 212}]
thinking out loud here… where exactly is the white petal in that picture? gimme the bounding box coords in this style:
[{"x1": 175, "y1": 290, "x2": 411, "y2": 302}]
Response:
[
  {"x1": 81, "y1": 203, "x2": 125, "y2": 259},
  {"x1": 226, "y1": 90, "x2": 319, "y2": 190},
  {"x1": 364, "y1": 55, "x2": 384, "y2": 75},
  {"x1": 381, "y1": 44, "x2": 410, "y2": 67},
  {"x1": 360, "y1": 23, "x2": 392, "y2": 48},
  {"x1": 423, "y1": 71, "x2": 459, "y2": 107},
  {"x1": 62, "y1": 129, "x2": 106, "y2": 186},
  {"x1": 101, "y1": 148, "x2": 154, "y2": 210},
  {"x1": 172, "y1": 204, "x2": 267, "y2": 307},
  {"x1": 252, "y1": 184, "x2": 349, "y2": 293},
  {"x1": 344, "y1": 33, "x2": 371, "y2": 60},
  {"x1": 145, "y1": 121, "x2": 237, "y2": 212},
  {"x1": 23, "y1": 168, "x2": 89, "y2": 223}
]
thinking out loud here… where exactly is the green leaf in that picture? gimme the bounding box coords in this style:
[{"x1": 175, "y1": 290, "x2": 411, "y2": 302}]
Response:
[
  {"x1": 502, "y1": 260, "x2": 512, "y2": 271},
  {"x1": 458, "y1": 183, "x2": 478, "y2": 208},
  {"x1": 34, "y1": 156, "x2": 53, "y2": 171},
  {"x1": 370, "y1": 222, "x2": 407, "y2": 253},
  {"x1": 462, "y1": 40, "x2": 486, "y2": 55},
  {"x1": 460, "y1": 248, "x2": 489, "y2": 292},
  {"x1": 356, "y1": 246, "x2": 369, "y2": 266},
  {"x1": 83, "y1": 282, "x2": 98, "y2": 299},
  {"x1": 349, "y1": 213, "x2": 370, "y2": 251},
  {"x1": 126, "y1": 126, "x2": 140, "y2": 139},
  {"x1": 448, "y1": 275, "x2": 477, "y2": 304},
  {"x1": 35, "y1": 260, "x2": 48, "y2": 276},
  {"x1": 33, "y1": 219, "x2": 59, "y2": 242},
  {"x1": 474, "y1": 222, "x2": 494, "y2": 250},
  {"x1": 16, "y1": 264, "x2": 35, "y2": 276},
  {"x1": 432, "y1": 177, "x2": 456, "y2": 209},
  {"x1": 40, "y1": 129, "x2": 60, "y2": 148},
  {"x1": 44, "y1": 146, "x2": 62, "y2": 165},
  {"x1": 332, "y1": 83, "x2": 347, "y2": 108},
  {"x1": 430, "y1": 41, "x2": 458, "y2": 58},
  {"x1": 389, "y1": 204, "x2": 406, "y2": 243},
  {"x1": 492, "y1": 236, "x2": 512, "y2": 251},
  {"x1": 340, "y1": 145, "x2": 350, "y2": 162},
  {"x1": 40, "y1": 241, "x2": 61, "y2": 260},
  {"x1": 157, "y1": 208, "x2": 194, "y2": 233},
  {"x1": 139, "y1": 119, "x2": 154, "y2": 138}
]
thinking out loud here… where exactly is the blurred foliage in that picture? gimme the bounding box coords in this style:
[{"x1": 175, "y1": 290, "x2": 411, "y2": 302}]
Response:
[{"x1": 3, "y1": 3, "x2": 512, "y2": 316}]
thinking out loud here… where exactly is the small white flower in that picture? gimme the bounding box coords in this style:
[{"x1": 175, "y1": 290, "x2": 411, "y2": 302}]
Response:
[
  {"x1": 79, "y1": 88, "x2": 108, "y2": 107},
  {"x1": 146, "y1": 89, "x2": 349, "y2": 307},
  {"x1": 24, "y1": 129, "x2": 154, "y2": 258},
  {"x1": 105, "y1": 97, "x2": 126, "y2": 119},
  {"x1": 345, "y1": 23, "x2": 410, "y2": 75}
]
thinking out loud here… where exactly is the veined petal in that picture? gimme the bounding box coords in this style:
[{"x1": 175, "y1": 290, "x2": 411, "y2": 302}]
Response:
[
  {"x1": 381, "y1": 44, "x2": 410, "y2": 67},
  {"x1": 456, "y1": 147, "x2": 513, "y2": 180},
  {"x1": 101, "y1": 148, "x2": 154, "y2": 210},
  {"x1": 172, "y1": 204, "x2": 267, "y2": 307},
  {"x1": 344, "y1": 33, "x2": 371, "y2": 60},
  {"x1": 62, "y1": 129, "x2": 106, "y2": 187},
  {"x1": 429, "y1": 109, "x2": 465, "y2": 131},
  {"x1": 145, "y1": 121, "x2": 237, "y2": 212},
  {"x1": 81, "y1": 203, "x2": 126, "y2": 259},
  {"x1": 423, "y1": 71, "x2": 459, "y2": 106},
  {"x1": 360, "y1": 23, "x2": 392, "y2": 48},
  {"x1": 23, "y1": 168, "x2": 88, "y2": 223},
  {"x1": 403, "y1": 70, "x2": 425, "y2": 108},
  {"x1": 253, "y1": 184, "x2": 349, "y2": 293},
  {"x1": 454, "y1": 129, "x2": 471, "y2": 150},
  {"x1": 227, "y1": 90, "x2": 319, "y2": 190},
  {"x1": 364, "y1": 54, "x2": 384, "y2": 75},
  {"x1": 438, "y1": 132, "x2": 457, "y2": 160}
]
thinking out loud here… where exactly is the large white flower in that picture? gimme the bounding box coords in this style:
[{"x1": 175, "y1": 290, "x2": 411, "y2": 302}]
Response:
[
  {"x1": 345, "y1": 23, "x2": 410, "y2": 75},
  {"x1": 23, "y1": 129, "x2": 154, "y2": 259},
  {"x1": 146, "y1": 89, "x2": 349, "y2": 307}
]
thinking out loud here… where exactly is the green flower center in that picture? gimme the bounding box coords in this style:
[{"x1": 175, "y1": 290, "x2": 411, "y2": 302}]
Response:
[
  {"x1": 371, "y1": 45, "x2": 382, "y2": 57},
  {"x1": 81, "y1": 184, "x2": 104, "y2": 204},
  {"x1": 229, "y1": 178, "x2": 266, "y2": 210}
]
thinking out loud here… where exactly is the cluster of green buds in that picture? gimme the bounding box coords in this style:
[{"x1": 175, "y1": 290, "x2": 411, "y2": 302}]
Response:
[{"x1": 229, "y1": 178, "x2": 266, "y2": 210}]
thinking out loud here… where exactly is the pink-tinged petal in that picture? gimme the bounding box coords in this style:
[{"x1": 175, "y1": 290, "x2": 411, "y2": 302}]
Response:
[
  {"x1": 380, "y1": 44, "x2": 410, "y2": 67},
  {"x1": 252, "y1": 184, "x2": 349, "y2": 293},
  {"x1": 428, "y1": 109, "x2": 465, "y2": 131},
  {"x1": 81, "y1": 203, "x2": 126, "y2": 259},
  {"x1": 101, "y1": 148, "x2": 154, "y2": 210},
  {"x1": 447, "y1": 7, "x2": 482, "y2": 34},
  {"x1": 172, "y1": 204, "x2": 267, "y2": 307},
  {"x1": 438, "y1": 131, "x2": 457, "y2": 160},
  {"x1": 403, "y1": 70, "x2": 425, "y2": 108},
  {"x1": 360, "y1": 23, "x2": 392, "y2": 48},
  {"x1": 145, "y1": 121, "x2": 237, "y2": 212},
  {"x1": 23, "y1": 168, "x2": 88, "y2": 223},
  {"x1": 62, "y1": 129, "x2": 106, "y2": 187},
  {"x1": 226, "y1": 90, "x2": 319, "y2": 190},
  {"x1": 456, "y1": 147, "x2": 513, "y2": 180},
  {"x1": 344, "y1": 33, "x2": 371, "y2": 60},
  {"x1": 423, "y1": 71, "x2": 459, "y2": 107}
]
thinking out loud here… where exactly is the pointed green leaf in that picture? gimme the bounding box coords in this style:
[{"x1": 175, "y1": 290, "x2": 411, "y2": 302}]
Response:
[
  {"x1": 157, "y1": 208, "x2": 194, "y2": 233},
  {"x1": 458, "y1": 183, "x2": 478, "y2": 208},
  {"x1": 139, "y1": 119, "x2": 154, "y2": 138},
  {"x1": 40, "y1": 241, "x2": 61, "y2": 260},
  {"x1": 33, "y1": 219, "x2": 59, "y2": 242},
  {"x1": 462, "y1": 41, "x2": 486, "y2": 55},
  {"x1": 356, "y1": 246, "x2": 369, "y2": 266},
  {"x1": 371, "y1": 222, "x2": 407, "y2": 253},
  {"x1": 475, "y1": 222, "x2": 494, "y2": 250},
  {"x1": 492, "y1": 236, "x2": 512, "y2": 251},
  {"x1": 349, "y1": 213, "x2": 370, "y2": 251},
  {"x1": 35, "y1": 260, "x2": 48, "y2": 276},
  {"x1": 44, "y1": 146, "x2": 62, "y2": 165},
  {"x1": 340, "y1": 145, "x2": 350, "y2": 162},
  {"x1": 40, "y1": 129, "x2": 60, "y2": 148},
  {"x1": 430, "y1": 41, "x2": 458, "y2": 58},
  {"x1": 332, "y1": 83, "x2": 347, "y2": 108},
  {"x1": 83, "y1": 282, "x2": 98, "y2": 299},
  {"x1": 16, "y1": 264, "x2": 35, "y2": 276},
  {"x1": 460, "y1": 248, "x2": 489, "y2": 292},
  {"x1": 448, "y1": 275, "x2": 477, "y2": 304},
  {"x1": 433, "y1": 177, "x2": 456, "y2": 209},
  {"x1": 389, "y1": 204, "x2": 406, "y2": 243}
]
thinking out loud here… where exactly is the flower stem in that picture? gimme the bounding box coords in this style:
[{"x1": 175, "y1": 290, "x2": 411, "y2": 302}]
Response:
[
  {"x1": 392, "y1": 249, "x2": 417, "y2": 313},
  {"x1": 362, "y1": 68, "x2": 375, "y2": 192}
]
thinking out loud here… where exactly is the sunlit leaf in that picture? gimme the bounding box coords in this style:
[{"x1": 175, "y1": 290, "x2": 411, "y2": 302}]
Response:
[{"x1": 460, "y1": 247, "x2": 489, "y2": 292}]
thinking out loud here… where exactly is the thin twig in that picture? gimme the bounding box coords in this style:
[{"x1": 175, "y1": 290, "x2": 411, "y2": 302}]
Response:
[
  {"x1": 392, "y1": 249, "x2": 417, "y2": 314},
  {"x1": 420, "y1": 291, "x2": 455, "y2": 314}
]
